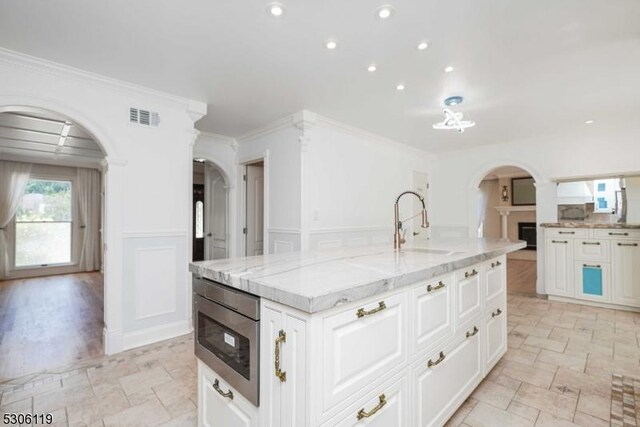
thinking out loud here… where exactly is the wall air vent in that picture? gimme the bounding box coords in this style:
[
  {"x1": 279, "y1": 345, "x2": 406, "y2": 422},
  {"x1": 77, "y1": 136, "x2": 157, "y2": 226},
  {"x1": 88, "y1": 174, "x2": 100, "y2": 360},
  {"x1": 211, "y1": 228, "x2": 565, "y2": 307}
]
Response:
[{"x1": 129, "y1": 108, "x2": 159, "y2": 127}]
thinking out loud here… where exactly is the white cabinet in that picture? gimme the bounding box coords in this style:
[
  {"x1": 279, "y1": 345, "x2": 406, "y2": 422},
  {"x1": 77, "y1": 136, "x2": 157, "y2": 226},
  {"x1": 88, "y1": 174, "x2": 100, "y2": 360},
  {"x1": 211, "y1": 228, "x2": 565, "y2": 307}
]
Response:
[
  {"x1": 574, "y1": 262, "x2": 611, "y2": 303},
  {"x1": 455, "y1": 265, "x2": 482, "y2": 329},
  {"x1": 412, "y1": 274, "x2": 454, "y2": 356},
  {"x1": 484, "y1": 257, "x2": 506, "y2": 309},
  {"x1": 545, "y1": 238, "x2": 574, "y2": 297},
  {"x1": 320, "y1": 291, "x2": 408, "y2": 412},
  {"x1": 413, "y1": 327, "x2": 482, "y2": 427},
  {"x1": 261, "y1": 303, "x2": 307, "y2": 427},
  {"x1": 612, "y1": 240, "x2": 640, "y2": 306},
  {"x1": 484, "y1": 304, "x2": 507, "y2": 372},
  {"x1": 199, "y1": 361, "x2": 258, "y2": 427}
]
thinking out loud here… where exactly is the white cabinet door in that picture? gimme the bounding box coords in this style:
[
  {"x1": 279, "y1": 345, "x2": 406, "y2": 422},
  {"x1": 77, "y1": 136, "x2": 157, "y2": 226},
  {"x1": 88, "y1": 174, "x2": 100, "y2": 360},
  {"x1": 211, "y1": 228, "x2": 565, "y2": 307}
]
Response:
[
  {"x1": 199, "y1": 362, "x2": 258, "y2": 427},
  {"x1": 413, "y1": 331, "x2": 482, "y2": 427},
  {"x1": 325, "y1": 375, "x2": 409, "y2": 427},
  {"x1": 261, "y1": 305, "x2": 283, "y2": 427},
  {"x1": 282, "y1": 313, "x2": 307, "y2": 427},
  {"x1": 485, "y1": 304, "x2": 507, "y2": 372},
  {"x1": 484, "y1": 257, "x2": 506, "y2": 309},
  {"x1": 575, "y1": 262, "x2": 611, "y2": 303},
  {"x1": 612, "y1": 240, "x2": 640, "y2": 307},
  {"x1": 412, "y1": 274, "x2": 454, "y2": 356},
  {"x1": 545, "y1": 238, "x2": 575, "y2": 297},
  {"x1": 321, "y1": 291, "x2": 408, "y2": 412},
  {"x1": 455, "y1": 265, "x2": 482, "y2": 329}
]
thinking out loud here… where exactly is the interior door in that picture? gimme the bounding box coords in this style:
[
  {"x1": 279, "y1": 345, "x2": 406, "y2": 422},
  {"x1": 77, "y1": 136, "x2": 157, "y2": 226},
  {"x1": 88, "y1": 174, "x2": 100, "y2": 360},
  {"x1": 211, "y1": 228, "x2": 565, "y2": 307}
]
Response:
[
  {"x1": 193, "y1": 184, "x2": 205, "y2": 261},
  {"x1": 412, "y1": 171, "x2": 430, "y2": 244},
  {"x1": 246, "y1": 163, "x2": 264, "y2": 256}
]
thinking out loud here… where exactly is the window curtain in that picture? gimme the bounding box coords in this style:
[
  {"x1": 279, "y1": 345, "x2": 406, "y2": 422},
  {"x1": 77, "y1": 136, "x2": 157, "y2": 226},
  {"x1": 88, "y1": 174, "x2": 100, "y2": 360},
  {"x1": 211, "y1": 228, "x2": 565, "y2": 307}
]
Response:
[
  {"x1": 76, "y1": 167, "x2": 101, "y2": 272},
  {"x1": 0, "y1": 160, "x2": 32, "y2": 278},
  {"x1": 477, "y1": 180, "x2": 494, "y2": 238}
]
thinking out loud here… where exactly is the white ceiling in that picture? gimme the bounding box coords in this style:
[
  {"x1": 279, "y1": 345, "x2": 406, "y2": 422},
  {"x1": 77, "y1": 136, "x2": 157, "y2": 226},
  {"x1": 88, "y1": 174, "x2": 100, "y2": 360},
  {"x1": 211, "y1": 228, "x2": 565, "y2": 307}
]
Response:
[{"x1": 0, "y1": 1, "x2": 638, "y2": 152}]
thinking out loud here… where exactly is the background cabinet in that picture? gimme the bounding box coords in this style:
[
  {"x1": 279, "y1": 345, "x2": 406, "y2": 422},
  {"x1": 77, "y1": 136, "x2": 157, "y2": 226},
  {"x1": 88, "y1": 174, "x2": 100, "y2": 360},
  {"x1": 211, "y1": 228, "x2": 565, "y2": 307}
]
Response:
[
  {"x1": 545, "y1": 238, "x2": 574, "y2": 297},
  {"x1": 612, "y1": 240, "x2": 640, "y2": 306},
  {"x1": 574, "y1": 262, "x2": 610, "y2": 303}
]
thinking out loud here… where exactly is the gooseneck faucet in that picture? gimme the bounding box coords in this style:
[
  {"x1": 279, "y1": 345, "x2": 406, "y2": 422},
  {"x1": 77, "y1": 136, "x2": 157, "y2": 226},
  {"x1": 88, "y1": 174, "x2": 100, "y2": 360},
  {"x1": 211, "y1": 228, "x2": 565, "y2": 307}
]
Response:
[{"x1": 394, "y1": 191, "x2": 429, "y2": 250}]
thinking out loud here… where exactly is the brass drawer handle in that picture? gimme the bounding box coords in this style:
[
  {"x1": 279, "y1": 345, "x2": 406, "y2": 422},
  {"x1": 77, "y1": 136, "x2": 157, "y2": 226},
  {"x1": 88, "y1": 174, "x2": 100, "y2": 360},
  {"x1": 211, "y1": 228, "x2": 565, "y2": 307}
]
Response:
[
  {"x1": 466, "y1": 326, "x2": 479, "y2": 338},
  {"x1": 582, "y1": 242, "x2": 601, "y2": 245},
  {"x1": 427, "y1": 351, "x2": 446, "y2": 368},
  {"x1": 551, "y1": 240, "x2": 568, "y2": 244},
  {"x1": 618, "y1": 243, "x2": 639, "y2": 247},
  {"x1": 559, "y1": 231, "x2": 575, "y2": 234},
  {"x1": 464, "y1": 269, "x2": 478, "y2": 278},
  {"x1": 212, "y1": 379, "x2": 234, "y2": 400},
  {"x1": 427, "y1": 281, "x2": 445, "y2": 292},
  {"x1": 356, "y1": 394, "x2": 387, "y2": 420},
  {"x1": 491, "y1": 308, "x2": 503, "y2": 318},
  {"x1": 356, "y1": 301, "x2": 386, "y2": 318},
  {"x1": 275, "y1": 329, "x2": 287, "y2": 382},
  {"x1": 491, "y1": 261, "x2": 502, "y2": 268},
  {"x1": 609, "y1": 232, "x2": 629, "y2": 236}
]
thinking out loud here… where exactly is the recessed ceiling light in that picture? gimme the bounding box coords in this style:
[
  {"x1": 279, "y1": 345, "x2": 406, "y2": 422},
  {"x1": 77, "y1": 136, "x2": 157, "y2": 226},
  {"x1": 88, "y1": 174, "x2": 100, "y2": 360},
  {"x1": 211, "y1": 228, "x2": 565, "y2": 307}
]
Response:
[
  {"x1": 267, "y1": 2, "x2": 285, "y2": 17},
  {"x1": 367, "y1": 64, "x2": 377, "y2": 72},
  {"x1": 417, "y1": 41, "x2": 429, "y2": 50},
  {"x1": 396, "y1": 83, "x2": 405, "y2": 91},
  {"x1": 585, "y1": 120, "x2": 595, "y2": 124},
  {"x1": 376, "y1": 5, "x2": 394, "y2": 19},
  {"x1": 444, "y1": 66, "x2": 454, "y2": 73},
  {"x1": 325, "y1": 40, "x2": 338, "y2": 50}
]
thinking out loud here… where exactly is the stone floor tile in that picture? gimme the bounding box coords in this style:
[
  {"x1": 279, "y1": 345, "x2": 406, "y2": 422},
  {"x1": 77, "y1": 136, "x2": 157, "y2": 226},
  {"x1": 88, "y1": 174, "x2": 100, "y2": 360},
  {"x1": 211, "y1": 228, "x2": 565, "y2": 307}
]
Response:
[
  {"x1": 535, "y1": 349, "x2": 587, "y2": 372},
  {"x1": 33, "y1": 383, "x2": 94, "y2": 413},
  {"x1": 523, "y1": 335, "x2": 567, "y2": 353},
  {"x1": 470, "y1": 380, "x2": 516, "y2": 410},
  {"x1": 493, "y1": 374, "x2": 522, "y2": 391},
  {"x1": 465, "y1": 402, "x2": 534, "y2": 427},
  {"x1": 573, "y1": 410, "x2": 610, "y2": 427},
  {"x1": 103, "y1": 399, "x2": 171, "y2": 427},
  {"x1": 0, "y1": 380, "x2": 62, "y2": 406},
  {"x1": 158, "y1": 411, "x2": 197, "y2": 427},
  {"x1": 506, "y1": 401, "x2": 540, "y2": 422},
  {"x1": 551, "y1": 367, "x2": 612, "y2": 398},
  {"x1": 534, "y1": 411, "x2": 580, "y2": 426},
  {"x1": 565, "y1": 338, "x2": 613, "y2": 357},
  {"x1": 501, "y1": 361, "x2": 556, "y2": 388},
  {"x1": 503, "y1": 348, "x2": 538, "y2": 366},
  {"x1": 550, "y1": 326, "x2": 592, "y2": 342},
  {"x1": 514, "y1": 383, "x2": 578, "y2": 421},
  {"x1": 576, "y1": 391, "x2": 610, "y2": 422},
  {"x1": 118, "y1": 366, "x2": 173, "y2": 396},
  {"x1": 513, "y1": 324, "x2": 553, "y2": 339},
  {"x1": 66, "y1": 389, "x2": 131, "y2": 426}
]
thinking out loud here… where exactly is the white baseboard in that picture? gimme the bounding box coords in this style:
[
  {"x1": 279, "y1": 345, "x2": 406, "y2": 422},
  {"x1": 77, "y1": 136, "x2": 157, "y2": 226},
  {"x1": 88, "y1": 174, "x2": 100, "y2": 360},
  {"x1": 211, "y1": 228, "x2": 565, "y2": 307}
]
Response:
[
  {"x1": 104, "y1": 327, "x2": 124, "y2": 355},
  {"x1": 121, "y1": 320, "x2": 193, "y2": 352}
]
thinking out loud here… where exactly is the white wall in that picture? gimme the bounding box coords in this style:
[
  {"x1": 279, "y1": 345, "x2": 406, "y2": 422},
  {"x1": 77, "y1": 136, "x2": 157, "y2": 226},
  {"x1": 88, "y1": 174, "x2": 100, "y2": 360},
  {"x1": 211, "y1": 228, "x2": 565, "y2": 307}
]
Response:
[
  {"x1": 0, "y1": 48, "x2": 206, "y2": 354},
  {"x1": 627, "y1": 177, "x2": 640, "y2": 223},
  {"x1": 430, "y1": 124, "x2": 640, "y2": 293}
]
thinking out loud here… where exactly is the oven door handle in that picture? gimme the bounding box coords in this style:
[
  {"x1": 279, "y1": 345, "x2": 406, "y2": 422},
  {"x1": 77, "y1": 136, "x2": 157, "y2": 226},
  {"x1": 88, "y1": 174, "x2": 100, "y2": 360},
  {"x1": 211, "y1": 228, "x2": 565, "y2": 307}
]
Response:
[
  {"x1": 213, "y1": 379, "x2": 234, "y2": 400},
  {"x1": 275, "y1": 329, "x2": 287, "y2": 382}
]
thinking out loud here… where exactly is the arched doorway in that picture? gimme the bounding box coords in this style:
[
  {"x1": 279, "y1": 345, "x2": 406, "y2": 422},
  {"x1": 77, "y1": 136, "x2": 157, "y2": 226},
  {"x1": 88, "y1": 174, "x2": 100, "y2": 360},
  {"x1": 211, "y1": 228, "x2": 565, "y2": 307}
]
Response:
[
  {"x1": 0, "y1": 106, "x2": 113, "y2": 378},
  {"x1": 471, "y1": 163, "x2": 542, "y2": 296}
]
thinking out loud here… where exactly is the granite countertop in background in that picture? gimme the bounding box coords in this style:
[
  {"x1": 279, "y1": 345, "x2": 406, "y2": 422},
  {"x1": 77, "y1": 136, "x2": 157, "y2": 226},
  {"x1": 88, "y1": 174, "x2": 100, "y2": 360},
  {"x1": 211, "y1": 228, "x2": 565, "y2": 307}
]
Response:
[
  {"x1": 189, "y1": 238, "x2": 526, "y2": 313},
  {"x1": 540, "y1": 222, "x2": 640, "y2": 229}
]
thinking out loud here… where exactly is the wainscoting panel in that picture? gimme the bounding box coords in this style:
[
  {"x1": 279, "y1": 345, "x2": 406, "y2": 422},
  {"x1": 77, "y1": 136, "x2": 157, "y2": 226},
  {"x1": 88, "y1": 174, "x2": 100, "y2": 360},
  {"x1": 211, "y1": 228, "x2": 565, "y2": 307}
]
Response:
[
  {"x1": 133, "y1": 246, "x2": 177, "y2": 320},
  {"x1": 268, "y1": 228, "x2": 300, "y2": 254}
]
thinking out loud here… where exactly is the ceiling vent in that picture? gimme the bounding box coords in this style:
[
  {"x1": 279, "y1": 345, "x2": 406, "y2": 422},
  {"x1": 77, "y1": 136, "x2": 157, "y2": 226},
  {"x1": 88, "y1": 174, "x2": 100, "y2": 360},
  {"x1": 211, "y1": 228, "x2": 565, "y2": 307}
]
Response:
[{"x1": 129, "y1": 108, "x2": 159, "y2": 127}]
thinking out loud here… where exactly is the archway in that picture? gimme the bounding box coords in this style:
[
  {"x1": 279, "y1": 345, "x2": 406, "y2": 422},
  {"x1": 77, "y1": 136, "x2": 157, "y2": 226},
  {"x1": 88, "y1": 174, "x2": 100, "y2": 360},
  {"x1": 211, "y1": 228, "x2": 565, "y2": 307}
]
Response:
[{"x1": 0, "y1": 105, "x2": 116, "y2": 377}]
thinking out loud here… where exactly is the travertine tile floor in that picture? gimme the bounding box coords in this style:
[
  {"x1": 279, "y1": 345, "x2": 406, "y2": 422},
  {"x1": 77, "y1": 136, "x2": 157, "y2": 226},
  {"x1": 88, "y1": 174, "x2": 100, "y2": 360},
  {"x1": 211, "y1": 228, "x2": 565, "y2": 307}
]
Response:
[{"x1": 2, "y1": 294, "x2": 640, "y2": 426}]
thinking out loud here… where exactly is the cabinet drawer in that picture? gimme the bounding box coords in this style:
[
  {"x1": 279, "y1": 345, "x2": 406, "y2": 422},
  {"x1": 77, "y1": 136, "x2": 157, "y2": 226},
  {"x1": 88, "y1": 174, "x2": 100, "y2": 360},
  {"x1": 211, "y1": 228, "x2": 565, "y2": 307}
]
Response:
[
  {"x1": 593, "y1": 229, "x2": 640, "y2": 240},
  {"x1": 546, "y1": 228, "x2": 588, "y2": 238},
  {"x1": 412, "y1": 274, "x2": 454, "y2": 356},
  {"x1": 575, "y1": 262, "x2": 611, "y2": 303},
  {"x1": 321, "y1": 291, "x2": 408, "y2": 413},
  {"x1": 455, "y1": 265, "x2": 482, "y2": 329},
  {"x1": 484, "y1": 257, "x2": 506, "y2": 308},
  {"x1": 485, "y1": 303, "x2": 507, "y2": 373},
  {"x1": 323, "y1": 374, "x2": 409, "y2": 427},
  {"x1": 199, "y1": 361, "x2": 258, "y2": 427},
  {"x1": 574, "y1": 239, "x2": 610, "y2": 261},
  {"x1": 413, "y1": 327, "x2": 482, "y2": 427}
]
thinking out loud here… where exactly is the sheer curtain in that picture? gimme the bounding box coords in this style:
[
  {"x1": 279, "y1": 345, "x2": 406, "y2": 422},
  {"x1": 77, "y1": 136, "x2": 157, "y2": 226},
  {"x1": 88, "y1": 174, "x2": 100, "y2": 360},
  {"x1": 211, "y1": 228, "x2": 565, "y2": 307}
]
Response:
[
  {"x1": 477, "y1": 180, "x2": 494, "y2": 238},
  {"x1": 76, "y1": 167, "x2": 102, "y2": 272},
  {"x1": 0, "y1": 160, "x2": 32, "y2": 278}
]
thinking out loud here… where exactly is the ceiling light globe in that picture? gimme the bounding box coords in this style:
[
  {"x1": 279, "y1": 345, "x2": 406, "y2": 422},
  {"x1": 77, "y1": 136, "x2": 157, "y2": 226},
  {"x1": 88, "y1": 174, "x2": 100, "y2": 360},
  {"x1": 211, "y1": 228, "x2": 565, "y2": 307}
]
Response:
[
  {"x1": 417, "y1": 42, "x2": 428, "y2": 50},
  {"x1": 368, "y1": 64, "x2": 377, "y2": 72},
  {"x1": 444, "y1": 66, "x2": 454, "y2": 73},
  {"x1": 325, "y1": 40, "x2": 337, "y2": 50},
  {"x1": 396, "y1": 84, "x2": 405, "y2": 91}
]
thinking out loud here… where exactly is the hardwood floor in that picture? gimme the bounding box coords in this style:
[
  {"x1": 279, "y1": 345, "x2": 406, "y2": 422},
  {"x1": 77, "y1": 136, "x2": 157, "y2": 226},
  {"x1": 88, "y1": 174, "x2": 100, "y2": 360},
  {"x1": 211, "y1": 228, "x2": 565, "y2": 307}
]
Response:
[
  {"x1": 507, "y1": 259, "x2": 537, "y2": 296},
  {"x1": 0, "y1": 273, "x2": 104, "y2": 381}
]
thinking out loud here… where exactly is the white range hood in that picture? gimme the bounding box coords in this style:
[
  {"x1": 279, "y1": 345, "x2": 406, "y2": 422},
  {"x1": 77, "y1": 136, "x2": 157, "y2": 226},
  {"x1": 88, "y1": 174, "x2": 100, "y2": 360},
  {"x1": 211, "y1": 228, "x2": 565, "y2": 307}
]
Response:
[{"x1": 557, "y1": 182, "x2": 594, "y2": 205}]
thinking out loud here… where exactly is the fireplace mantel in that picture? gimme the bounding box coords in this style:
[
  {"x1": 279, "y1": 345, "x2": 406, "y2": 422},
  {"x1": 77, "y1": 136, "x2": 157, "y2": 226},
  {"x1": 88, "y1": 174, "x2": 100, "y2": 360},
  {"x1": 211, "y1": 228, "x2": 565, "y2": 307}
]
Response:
[{"x1": 494, "y1": 205, "x2": 536, "y2": 239}]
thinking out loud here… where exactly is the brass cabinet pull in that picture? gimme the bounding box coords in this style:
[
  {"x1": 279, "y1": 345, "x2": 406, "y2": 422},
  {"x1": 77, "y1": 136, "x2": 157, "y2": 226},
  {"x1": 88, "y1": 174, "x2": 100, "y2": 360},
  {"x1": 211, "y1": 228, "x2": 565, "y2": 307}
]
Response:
[
  {"x1": 610, "y1": 232, "x2": 629, "y2": 236},
  {"x1": 582, "y1": 241, "x2": 601, "y2": 245},
  {"x1": 427, "y1": 281, "x2": 445, "y2": 292},
  {"x1": 464, "y1": 269, "x2": 478, "y2": 278},
  {"x1": 427, "y1": 351, "x2": 446, "y2": 368},
  {"x1": 356, "y1": 301, "x2": 386, "y2": 318},
  {"x1": 356, "y1": 394, "x2": 387, "y2": 420},
  {"x1": 212, "y1": 379, "x2": 234, "y2": 400},
  {"x1": 491, "y1": 261, "x2": 502, "y2": 268},
  {"x1": 551, "y1": 240, "x2": 568, "y2": 244},
  {"x1": 583, "y1": 264, "x2": 601, "y2": 268},
  {"x1": 275, "y1": 329, "x2": 287, "y2": 382},
  {"x1": 618, "y1": 243, "x2": 639, "y2": 247},
  {"x1": 466, "y1": 326, "x2": 479, "y2": 338},
  {"x1": 491, "y1": 308, "x2": 503, "y2": 318},
  {"x1": 559, "y1": 231, "x2": 575, "y2": 234}
]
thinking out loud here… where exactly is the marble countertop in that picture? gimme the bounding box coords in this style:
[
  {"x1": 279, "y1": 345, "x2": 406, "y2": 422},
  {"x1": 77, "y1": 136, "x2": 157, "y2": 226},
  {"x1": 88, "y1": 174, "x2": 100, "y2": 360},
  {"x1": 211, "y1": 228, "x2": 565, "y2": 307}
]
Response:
[
  {"x1": 540, "y1": 222, "x2": 640, "y2": 229},
  {"x1": 189, "y1": 238, "x2": 526, "y2": 314}
]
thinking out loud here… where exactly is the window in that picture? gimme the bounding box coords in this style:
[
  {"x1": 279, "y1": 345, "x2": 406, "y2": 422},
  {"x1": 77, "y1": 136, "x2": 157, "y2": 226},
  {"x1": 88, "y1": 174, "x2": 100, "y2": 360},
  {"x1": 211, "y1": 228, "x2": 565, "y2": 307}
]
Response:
[{"x1": 15, "y1": 179, "x2": 73, "y2": 267}]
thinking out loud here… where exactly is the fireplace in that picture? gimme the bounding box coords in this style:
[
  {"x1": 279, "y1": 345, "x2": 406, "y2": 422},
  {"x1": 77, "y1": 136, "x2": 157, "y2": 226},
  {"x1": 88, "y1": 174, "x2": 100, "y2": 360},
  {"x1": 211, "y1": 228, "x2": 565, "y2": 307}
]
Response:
[{"x1": 518, "y1": 222, "x2": 537, "y2": 250}]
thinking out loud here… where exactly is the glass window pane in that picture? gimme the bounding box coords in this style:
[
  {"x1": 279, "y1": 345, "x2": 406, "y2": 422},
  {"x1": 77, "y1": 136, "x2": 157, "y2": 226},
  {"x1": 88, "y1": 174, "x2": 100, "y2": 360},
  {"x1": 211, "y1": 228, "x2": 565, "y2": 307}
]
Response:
[
  {"x1": 16, "y1": 180, "x2": 72, "y2": 222},
  {"x1": 195, "y1": 201, "x2": 204, "y2": 238},
  {"x1": 15, "y1": 222, "x2": 72, "y2": 266}
]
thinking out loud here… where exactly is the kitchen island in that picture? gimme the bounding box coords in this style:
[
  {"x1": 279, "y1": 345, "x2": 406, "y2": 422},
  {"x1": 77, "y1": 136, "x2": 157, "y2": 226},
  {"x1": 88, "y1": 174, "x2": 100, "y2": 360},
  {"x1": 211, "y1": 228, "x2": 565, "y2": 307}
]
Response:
[{"x1": 190, "y1": 238, "x2": 525, "y2": 427}]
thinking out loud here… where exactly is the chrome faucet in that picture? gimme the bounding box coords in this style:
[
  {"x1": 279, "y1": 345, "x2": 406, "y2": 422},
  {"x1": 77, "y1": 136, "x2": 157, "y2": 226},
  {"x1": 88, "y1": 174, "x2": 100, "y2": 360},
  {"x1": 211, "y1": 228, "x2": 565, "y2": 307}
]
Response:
[{"x1": 394, "y1": 191, "x2": 429, "y2": 250}]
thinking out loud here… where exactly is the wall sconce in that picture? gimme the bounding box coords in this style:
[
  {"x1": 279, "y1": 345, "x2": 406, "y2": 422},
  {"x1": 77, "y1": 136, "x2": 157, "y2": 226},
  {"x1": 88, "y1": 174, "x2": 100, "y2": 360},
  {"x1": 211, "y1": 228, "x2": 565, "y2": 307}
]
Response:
[{"x1": 501, "y1": 186, "x2": 509, "y2": 202}]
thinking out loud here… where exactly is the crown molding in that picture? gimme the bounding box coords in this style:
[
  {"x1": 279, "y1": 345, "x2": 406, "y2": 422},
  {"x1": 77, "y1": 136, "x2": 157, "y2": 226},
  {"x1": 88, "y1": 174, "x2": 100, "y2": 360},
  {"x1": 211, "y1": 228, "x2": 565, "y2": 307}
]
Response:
[
  {"x1": 236, "y1": 114, "x2": 295, "y2": 143},
  {"x1": 197, "y1": 131, "x2": 238, "y2": 149},
  {"x1": 0, "y1": 47, "x2": 207, "y2": 114}
]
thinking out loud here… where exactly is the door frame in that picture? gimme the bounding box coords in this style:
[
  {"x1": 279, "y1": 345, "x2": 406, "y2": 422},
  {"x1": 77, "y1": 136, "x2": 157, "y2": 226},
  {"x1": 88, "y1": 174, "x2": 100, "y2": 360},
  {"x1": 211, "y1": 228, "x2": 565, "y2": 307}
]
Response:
[{"x1": 238, "y1": 151, "x2": 269, "y2": 257}]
